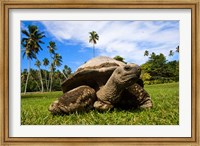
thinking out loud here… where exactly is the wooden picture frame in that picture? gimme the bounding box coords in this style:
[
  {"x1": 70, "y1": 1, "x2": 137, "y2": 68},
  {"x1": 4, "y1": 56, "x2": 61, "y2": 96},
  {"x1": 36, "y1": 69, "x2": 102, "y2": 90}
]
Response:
[{"x1": 1, "y1": 0, "x2": 199, "y2": 145}]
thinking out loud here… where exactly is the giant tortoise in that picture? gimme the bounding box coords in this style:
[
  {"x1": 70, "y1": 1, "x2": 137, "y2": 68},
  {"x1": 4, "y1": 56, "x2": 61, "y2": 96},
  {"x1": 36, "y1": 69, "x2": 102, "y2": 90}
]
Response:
[{"x1": 49, "y1": 56, "x2": 153, "y2": 114}]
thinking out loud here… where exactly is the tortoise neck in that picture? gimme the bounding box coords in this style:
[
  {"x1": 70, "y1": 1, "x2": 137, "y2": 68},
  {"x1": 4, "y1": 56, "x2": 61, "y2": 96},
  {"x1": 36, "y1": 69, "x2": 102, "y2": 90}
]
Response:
[{"x1": 96, "y1": 73, "x2": 124, "y2": 104}]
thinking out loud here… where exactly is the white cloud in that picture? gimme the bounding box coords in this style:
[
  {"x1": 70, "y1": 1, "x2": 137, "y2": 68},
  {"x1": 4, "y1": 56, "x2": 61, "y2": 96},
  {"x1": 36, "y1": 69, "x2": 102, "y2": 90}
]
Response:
[{"x1": 41, "y1": 20, "x2": 179, "y2": 65}]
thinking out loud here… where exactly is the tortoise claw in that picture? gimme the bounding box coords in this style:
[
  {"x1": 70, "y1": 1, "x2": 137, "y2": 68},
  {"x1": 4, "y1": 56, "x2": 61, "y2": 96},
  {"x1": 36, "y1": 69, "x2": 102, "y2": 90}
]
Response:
[
  {"x1": 94, "y1": 100, "x2": 114, "y2": 111},
  {"x1": 48, "y1": 100, "x2": 62, "y2": 114}
]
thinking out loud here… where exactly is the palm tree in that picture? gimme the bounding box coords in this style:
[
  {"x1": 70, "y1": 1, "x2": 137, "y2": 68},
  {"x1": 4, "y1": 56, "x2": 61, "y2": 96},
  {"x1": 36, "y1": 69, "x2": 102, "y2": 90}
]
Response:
[
  {"x1": 62, "y1": 65, "x2": 72, "y2": 79},
  {"x1": 21, "y1": 25, "x2": 45, "y2": 94},
  {"x1": 49, "y1": 53, "x2": 62, "y2": 92},
  {"x1": 89, "y1": 31, "x2": 99, "y2": 57},
  {"x1": 54, "y1": 53, "x2": 62, "y2": 67},
  {"x1": 47, "y1": 41, "x2": 57, "y2": 55},
  {"x1": 21, "y1": 25, "x2": 45, "y2": 54},
  {"x1": 144, "y1": 50, "x2": 149, "y2": 56},
  {"x1": 34, "y1": 60, "x2": 44, "y2": 92},
  {"x1": 47, "y1": 41, "x2": 57, "y2": 92},
  {"x1": 43, "y1": 58, "x2": 49, "y2": 91}
]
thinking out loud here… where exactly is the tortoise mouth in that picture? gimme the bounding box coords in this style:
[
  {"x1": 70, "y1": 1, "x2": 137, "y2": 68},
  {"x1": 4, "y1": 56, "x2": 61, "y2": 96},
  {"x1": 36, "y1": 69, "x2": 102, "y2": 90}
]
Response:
[
  {"x1": 122, "y1": 67, "x2": 141, "y2": 79},
  {"x1": 124, "y1": 73, "x2": 140, "y2": 81}
]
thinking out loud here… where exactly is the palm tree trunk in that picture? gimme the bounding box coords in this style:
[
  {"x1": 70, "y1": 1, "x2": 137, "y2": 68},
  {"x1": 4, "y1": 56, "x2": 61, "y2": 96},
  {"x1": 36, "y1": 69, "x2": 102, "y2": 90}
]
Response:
[
  {"x1": 38, "y1": 68, "x2": 44, "y2": 92},
  {"x1": 24, "y1": 71, "x2": 30, "y2": 94},
  {"x1": 93, "y1": 44, "x2": 95, "y2": 57},
  {"x1": 49, "y1": 54, "x2": 53, "y2": 92},
  {"x1": 62, "y1": 71, "x2": 67, "y2": 79},
  {"x1": 49, "y1": 66, "x2": 53, "y2": 92},
  {"x1": 45, "y1": 70, "x2": 48, "y2": 91},
  {"x1": 50, "y1": 71, "x2": 53, "y2": 92},
  {"x1": 24, "y1": 59, "x2": 30, "y2": 94},
  {"x1": 48, "y1": 72, "x2": 51, "y2": 92}
]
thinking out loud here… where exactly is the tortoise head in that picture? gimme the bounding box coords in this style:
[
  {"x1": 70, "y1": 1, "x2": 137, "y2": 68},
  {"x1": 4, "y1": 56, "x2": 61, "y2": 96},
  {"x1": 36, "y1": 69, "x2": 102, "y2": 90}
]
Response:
[{"x1": 112, "y1": 63, "x2": 141, "y2": 87}]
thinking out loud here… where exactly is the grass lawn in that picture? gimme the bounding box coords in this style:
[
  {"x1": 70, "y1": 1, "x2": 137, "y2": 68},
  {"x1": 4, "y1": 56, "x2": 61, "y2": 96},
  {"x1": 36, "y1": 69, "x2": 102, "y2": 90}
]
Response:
[{"x1": 21, "y1": 82, "x2": 179, "y2": 125}]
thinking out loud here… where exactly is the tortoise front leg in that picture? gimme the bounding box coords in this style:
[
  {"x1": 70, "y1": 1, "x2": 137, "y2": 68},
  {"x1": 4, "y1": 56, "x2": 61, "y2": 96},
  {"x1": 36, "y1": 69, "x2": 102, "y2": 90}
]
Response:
[
  {"x1": 127, "y1": 83, "x2": 153, "y2": 109},
  {"x1": 48, "y1": 85, "x2": 96, "y2": 114},
  {"x1": 116, "y1": 83, "x2": 153, "y2": 110}
]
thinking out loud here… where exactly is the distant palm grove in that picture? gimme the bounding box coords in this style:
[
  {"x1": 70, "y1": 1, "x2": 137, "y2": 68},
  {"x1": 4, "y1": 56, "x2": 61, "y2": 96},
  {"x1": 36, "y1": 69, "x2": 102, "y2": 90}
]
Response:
[
  {"x1": 21, "y1": 25, "x2": 72, "y2": 93},
  {"x1": 21, "y1": 25, "x2": 179, "y2": 93}
]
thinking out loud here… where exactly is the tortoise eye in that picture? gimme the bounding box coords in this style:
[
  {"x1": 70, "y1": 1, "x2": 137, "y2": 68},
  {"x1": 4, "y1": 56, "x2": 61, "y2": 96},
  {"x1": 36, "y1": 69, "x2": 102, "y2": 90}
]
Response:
[{"x1": 124, "y1": 66, "x2": 131, "y2": 71}]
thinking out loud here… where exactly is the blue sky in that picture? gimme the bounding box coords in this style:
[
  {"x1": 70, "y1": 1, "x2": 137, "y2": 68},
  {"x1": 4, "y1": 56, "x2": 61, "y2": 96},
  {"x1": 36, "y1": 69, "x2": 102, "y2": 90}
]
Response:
[{"x1": 21, "y1": 20, "x2": 179, "y2": 73}]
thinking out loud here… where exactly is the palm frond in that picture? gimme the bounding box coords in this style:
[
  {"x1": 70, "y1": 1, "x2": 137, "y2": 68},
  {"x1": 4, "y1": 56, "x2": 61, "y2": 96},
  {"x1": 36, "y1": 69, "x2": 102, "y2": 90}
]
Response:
[
  {"x1": 21, "y1": 30, "x2": 30, "y2": 37},
  {"x1": 38, "y1": 40, "x2": 45, "y2": 44},
  {"x1": 28, "y1": 25, "x2": 38, "y2": 33}
]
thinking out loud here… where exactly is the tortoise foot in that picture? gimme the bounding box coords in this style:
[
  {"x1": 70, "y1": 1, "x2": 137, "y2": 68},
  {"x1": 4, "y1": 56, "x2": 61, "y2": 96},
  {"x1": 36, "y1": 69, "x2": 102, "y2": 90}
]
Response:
[
  {"x1": 49, "y1": 85, "x2": 96, "y2": 114},
  {"x1": 140, "y1": 100, "x2": 153, "y2": 109},
  {"x1": 48, "y1": 100, "x2": 62, "y2": 114},
  {"x1": 94, "y1": 100, "x2": 114, "y2": 111}
]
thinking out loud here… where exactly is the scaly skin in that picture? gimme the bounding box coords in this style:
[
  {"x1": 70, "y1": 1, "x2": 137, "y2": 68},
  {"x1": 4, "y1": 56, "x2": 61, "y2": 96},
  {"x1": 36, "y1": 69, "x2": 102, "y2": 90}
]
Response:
[
  {"x1": 49, "y1": 85, "x2": 96, "y2": 114},
  {"x1": 127, "y1": 83, "x2": 153, "y2": 109},
  {"x1": 94, "y1": 64, "x2": 141, "y2": 111}
]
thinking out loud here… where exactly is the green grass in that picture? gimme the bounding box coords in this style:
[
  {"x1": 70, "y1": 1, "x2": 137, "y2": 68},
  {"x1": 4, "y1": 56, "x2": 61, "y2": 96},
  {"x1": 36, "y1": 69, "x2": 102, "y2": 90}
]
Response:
[{"x1": 21, "y1": 83, "x2": 179, "y2": 125}]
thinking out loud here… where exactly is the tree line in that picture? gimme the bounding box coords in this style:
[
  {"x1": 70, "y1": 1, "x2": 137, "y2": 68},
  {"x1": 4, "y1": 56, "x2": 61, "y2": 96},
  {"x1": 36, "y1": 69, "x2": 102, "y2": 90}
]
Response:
[
  {"x1": 141, "y1": 50, "x2": 179, "y2": 85},
  {"x1": 114, "y1": 47, "x2": 179, "y2": 85},
  {"x1": 21, "y1": 66, "x2": 71, "y2": 92},
  {"x1": 21, "y1": 25, "x2": 72, "y2": 93}
]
